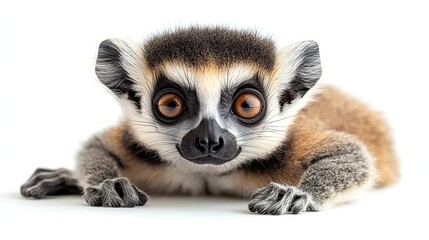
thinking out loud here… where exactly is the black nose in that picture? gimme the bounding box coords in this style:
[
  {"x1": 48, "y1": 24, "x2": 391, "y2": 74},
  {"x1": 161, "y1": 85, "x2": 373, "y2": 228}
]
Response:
[
  {"x1": 195, "y1": 136, "x2": 224, "y2": 154},
  {"x1": 178, "y1": 118, "x2": 240, "y2": 165},
  {"x1": 193, "y1": 119, "x2": 225, "y2": 154}
]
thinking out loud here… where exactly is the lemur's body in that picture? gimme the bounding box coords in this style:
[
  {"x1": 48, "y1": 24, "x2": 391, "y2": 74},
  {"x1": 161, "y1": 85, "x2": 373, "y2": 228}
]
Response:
[{"x1": 21, "y1": 27, "x2": 398, "y2": 214}]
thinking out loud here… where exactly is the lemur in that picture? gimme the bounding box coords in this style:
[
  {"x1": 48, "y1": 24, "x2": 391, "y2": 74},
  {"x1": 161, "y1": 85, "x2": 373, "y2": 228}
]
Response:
[{"x1": 20, "y1": 26, "x2": 398, "y2": 214}]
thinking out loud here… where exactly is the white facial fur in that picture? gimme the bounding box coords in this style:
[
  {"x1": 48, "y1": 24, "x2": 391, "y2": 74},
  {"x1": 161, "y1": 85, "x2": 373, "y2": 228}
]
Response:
[{"x1": 114, "y1": 41, "x2": 319, "y2": 175}]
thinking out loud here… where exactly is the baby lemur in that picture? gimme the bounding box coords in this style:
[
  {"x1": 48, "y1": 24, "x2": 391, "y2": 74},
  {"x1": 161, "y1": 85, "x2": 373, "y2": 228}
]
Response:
[{"x1": 21, "y1": 26, "x2": 398, "y2": 214}]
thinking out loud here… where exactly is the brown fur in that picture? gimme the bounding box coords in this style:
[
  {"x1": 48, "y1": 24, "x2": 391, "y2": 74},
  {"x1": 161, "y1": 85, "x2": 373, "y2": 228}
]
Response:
[
  {"x1": 234, "y1": 86, "x2": 398, "y2": 189},
  {"x1": 301, "y1": 86, "x2": 398, "y2": 187},
  {"x1": 102, "y1": 125, "x2": 173, "y2": 194},
  {"x1": 100, "y1": 86, "x2": 398, "y2": 196}
]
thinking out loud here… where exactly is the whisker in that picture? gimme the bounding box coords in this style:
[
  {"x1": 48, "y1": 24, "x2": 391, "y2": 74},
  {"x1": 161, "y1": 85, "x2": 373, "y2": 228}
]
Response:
[
  {"x1": 264, "y1": 114, "x2": 297, "y2": 125},
  {"x1": 239, "y1": 145, "x2": 272, "y2": 151},
  {"x1": 236, "y1": 129, "x2": 286, "y2": 138},
  {"x1": 142, "y1": 140, "x2": 176, "y2": 145},
  {"x1": 136, "y1": 131, "x2": 181, "y2": 140}
]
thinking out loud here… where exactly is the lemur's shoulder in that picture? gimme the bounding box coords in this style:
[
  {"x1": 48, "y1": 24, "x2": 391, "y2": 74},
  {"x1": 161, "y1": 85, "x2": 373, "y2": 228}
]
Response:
[
  {"x1": 296, "y1": 85, "x2": 387, "y2": 131},
  {"x1": 291, "y1": 85, "x2": 398, "y2": 187}
]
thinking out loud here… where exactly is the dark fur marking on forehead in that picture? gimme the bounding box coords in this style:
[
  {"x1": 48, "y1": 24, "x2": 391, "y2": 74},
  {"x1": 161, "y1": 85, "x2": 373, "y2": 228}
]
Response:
[{"x1": 144, "y1": 26, "x2": 276, "y2": 70}]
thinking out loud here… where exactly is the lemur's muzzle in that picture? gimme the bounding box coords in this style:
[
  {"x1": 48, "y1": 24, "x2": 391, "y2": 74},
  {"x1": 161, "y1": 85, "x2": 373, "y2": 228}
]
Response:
[{"x1": 177, "y1": 118, "x2": 241, "y2": 165}]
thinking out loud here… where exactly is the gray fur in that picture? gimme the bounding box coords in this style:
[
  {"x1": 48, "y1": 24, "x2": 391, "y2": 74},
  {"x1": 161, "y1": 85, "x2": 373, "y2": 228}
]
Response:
[
  {"x1": 77, "y1": 136, "x2": 148, "y2": 207},
  {"x1": 76, "y1": 136, "x2": 121, "y2": 186},
  {"x1": 298, "y1": 141, "x2": 372, "y2": 204},
  {"x1": 83, "y1": 177, "x2": 148, "y2": 207},
  {"x1": 248, "y1": 183, "x2": 318, "y2": 215},
  {"x1": 20, "y1": 168, "x2": 81, "y2": 198},
  {"x1": 144, "y1": 26, "x2": 276, "y2": 70},
  {"x1": 248, "y1": 138, "x2": 373, "y2": 214}
]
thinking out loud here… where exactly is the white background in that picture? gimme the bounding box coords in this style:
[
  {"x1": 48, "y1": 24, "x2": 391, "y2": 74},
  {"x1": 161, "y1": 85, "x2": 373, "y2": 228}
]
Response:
[{"x1": 1, "y1": 0, "x2": 428, "y2": 239}]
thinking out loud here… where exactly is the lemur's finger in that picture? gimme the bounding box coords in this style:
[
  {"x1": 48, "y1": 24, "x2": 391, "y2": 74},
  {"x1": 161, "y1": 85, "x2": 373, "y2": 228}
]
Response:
[
  {"x1": 99, "y1": 179, "x2": 124, "y2": 207},
  {"x1": 288, "y1": 192, "x2": 317, "y2": 214},
  {"x1": 33, "y1": 168, "x2": 57, "y2": 175},
  {"x1": 21, "y1": 168, "x2": 69, "y2": 190},
  {"x1": 114, "y1": 178, "x2": 141, "y2": 207},
  {"x1": 24, "y1": 176, "x2": 67, "y2": 198},
  {"x1": 21, "y1": 168, "x2": 55, "y2": 189},
  {"x1": 132, "y1": 185, "x2": 149, "y2": 206},
  {"x1": 83, "y1": 187, "x2": 103, "y2": 206}
]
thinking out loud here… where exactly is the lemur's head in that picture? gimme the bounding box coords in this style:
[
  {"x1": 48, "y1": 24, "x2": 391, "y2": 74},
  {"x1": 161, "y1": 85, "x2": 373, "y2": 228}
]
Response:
[{"x1": 95, "y1": 26, "x2": 321, "y2": 173}]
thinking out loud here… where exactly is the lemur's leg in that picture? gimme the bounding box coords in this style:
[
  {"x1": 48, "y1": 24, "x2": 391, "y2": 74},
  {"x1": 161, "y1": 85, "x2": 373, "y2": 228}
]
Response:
[
  {"x1": 248, "y1": 132, "x2": 375, "y2": 215},
  {"x1": 21, "y1": 168, "x2": 82, "y2": 198},
  {"x1": 77, "y1": 136, "x2": 148, "y2": 207}
]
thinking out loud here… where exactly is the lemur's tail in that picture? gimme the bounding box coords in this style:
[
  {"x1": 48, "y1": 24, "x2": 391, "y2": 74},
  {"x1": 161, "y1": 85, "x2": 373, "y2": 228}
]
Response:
[{"x1": 21, "y1": 168, "x2": 82, "y2": 199}]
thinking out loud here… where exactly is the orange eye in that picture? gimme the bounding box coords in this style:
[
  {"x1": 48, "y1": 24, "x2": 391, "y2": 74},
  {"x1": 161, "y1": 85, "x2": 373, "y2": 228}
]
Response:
[
  {"x1": 157, "y1": 93, "x2": 184, "y2": 118},
  {"x1": 233, "y1": 92, "x2": 262, "y2": 119}
]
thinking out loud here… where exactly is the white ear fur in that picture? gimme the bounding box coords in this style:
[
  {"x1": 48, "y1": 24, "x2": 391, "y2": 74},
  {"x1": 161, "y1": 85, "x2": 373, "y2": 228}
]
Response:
[
  {"x1": 95, "y1": 39, "x2": 143, "y2": 95},
  {"x1": 277, "y1": 40, "x2": 322, "y2": 107}
]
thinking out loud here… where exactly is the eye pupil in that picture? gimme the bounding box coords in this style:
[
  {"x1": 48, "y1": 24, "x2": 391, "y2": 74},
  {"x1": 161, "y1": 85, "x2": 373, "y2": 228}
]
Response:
[
  {"x1": 167, "y1": 101, "x2": 177, "y2": 109},
  {"x1": 241, "y1": 102, "x2": 250, "y2": 110}
]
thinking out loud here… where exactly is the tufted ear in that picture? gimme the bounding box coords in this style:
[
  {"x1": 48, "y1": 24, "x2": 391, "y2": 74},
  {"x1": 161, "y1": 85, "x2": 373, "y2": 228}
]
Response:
[
  {"x1": 95, "y1": 39, "x2": 142, "y2": 108},
  {"x1": 278, "y1": 40, "x2": 322, "y2": 109}
]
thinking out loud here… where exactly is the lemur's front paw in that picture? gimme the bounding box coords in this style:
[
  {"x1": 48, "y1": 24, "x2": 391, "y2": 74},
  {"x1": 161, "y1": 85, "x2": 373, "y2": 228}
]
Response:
[
  {"x1": 248, "y1": 183, "x2": 319, "y2": 215},
  {"x1": 21, "y1": 168, "x2": 82, "y2": 199},
  {"x1": 83, "y1": 177, "x2": 148, "y2": 207}
]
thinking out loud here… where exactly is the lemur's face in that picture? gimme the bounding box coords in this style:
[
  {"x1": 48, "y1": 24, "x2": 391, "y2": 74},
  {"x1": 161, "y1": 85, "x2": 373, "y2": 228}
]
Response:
[
  {"x1": 150, "y1": 64, "x2": 265, "y2": 166},
  {"x1": 95, "y1": 27, "x2": 321, "y2": 173}
]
